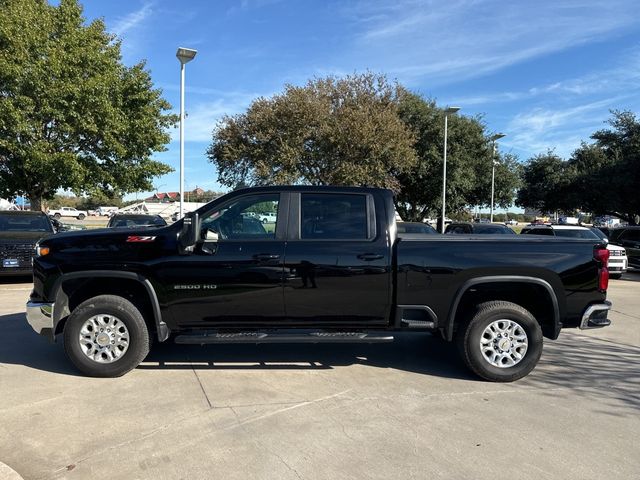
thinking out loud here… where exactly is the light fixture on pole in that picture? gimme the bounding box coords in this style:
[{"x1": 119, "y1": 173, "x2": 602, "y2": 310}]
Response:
[
  {"x1": 441, "y1": 106, "x2": 460, "y2": 233},
  {"x1": 489, "y1": 133, "x2": 506, "y2": 223},
  {"x1": 176, "y1": 47, "x2": 197, "y2": 219}
]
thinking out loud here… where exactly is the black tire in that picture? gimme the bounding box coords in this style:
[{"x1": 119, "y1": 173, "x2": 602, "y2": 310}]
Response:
[
  {"x1": 54, "y1": 213, "x2": 61, "y2": 219},
  {"x1": 63, "y1": 295, "x2": 151, "y2": 377},
  {"x1": 610, "y1": 273, "x2": 622, "y2": 279},
  {"x1": 456, "y1": 301, "x2": 543, "y2": 382},
  {"x1": 77, "y1": 213, "x2": 85, "y2": 220}
]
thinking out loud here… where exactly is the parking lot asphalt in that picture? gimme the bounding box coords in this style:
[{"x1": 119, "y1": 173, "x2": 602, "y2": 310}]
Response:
[{"x1": 0, "y1": 274, "x2": 639, "y2": 480}]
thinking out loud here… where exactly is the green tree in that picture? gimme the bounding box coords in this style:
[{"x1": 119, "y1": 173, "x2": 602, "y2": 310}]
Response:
[
  {"x1": 207, "y1": 73, "x2": 417, "y2": 191},
  {"x1": 395, "y1": 92, "x2": 521, "y2": 221},
  {"x1": 516, "y1": 152, "x2": 574, "y2": 214},
  {"x1": 0, "y1": 0, "x2": 175, "y2": 210},
  {"x1": 569, "y1": 111, "x2": 640, "y2": 224}
]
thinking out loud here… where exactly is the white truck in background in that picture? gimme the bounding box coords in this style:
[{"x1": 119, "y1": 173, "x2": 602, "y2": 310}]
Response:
[
  {"x1": 47, "y1": 206, "x2": 88, "y2": 220},
  {"x1": 96, "y1": 206, "x2": 119, "y2": 216}
]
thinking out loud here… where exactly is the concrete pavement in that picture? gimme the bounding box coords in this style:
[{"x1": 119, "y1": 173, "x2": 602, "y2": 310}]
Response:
[{"x1": 0, "y1": 274, "x2": 638, "y2": 480}]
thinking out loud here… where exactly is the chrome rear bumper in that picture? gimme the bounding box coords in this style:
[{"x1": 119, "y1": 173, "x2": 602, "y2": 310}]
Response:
[{"x1": 580, "y1": 301, "x2": 612, "y2": 329}]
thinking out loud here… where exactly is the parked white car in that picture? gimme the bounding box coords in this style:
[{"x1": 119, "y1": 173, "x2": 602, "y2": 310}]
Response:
[
  {"x1": 258, "y1": 212, "x2": 277, "y2": 224},
  {"x1": 48, "y1": 206, "x2": 88, "y2": 220},
  {"x1": 520, "y1": 225, "x2": 628, "y2": 278}
]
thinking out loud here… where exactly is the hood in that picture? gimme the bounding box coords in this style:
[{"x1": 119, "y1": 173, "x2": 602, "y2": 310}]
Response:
[
  {"x1": 40, "y1": 223, "x2": 177, "y2": 246},
  {"x1": 0, "y1": 230, "x2": 53, "y2": 242}
]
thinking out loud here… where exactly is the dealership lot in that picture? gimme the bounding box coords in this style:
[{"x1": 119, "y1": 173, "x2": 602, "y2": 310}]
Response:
[{"x1": 0, "y1": 276, "x2": 638, "y2": 480}]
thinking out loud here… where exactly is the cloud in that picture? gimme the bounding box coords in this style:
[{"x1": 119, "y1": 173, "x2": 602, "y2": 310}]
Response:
[
  {"x1": 342, "y1": 0, "x2": 639, "y2": 85},
  {"x1": 111, "y1": 2, "x2": 154, "y2": 37},
  {"x1": 448, "y1": 48, "x2": 640, "y2": 106},
  {"x1": 505, "y1": 96, "x2": 631, "y2": 157},
  {"x1": 168, "y1": 91, "x2": 261, "y2": 143}
]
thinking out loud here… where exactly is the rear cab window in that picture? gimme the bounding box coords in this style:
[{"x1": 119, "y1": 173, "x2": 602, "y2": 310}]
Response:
[{"x1": 299, "y1": 193, "x2": 372, "y2": 240}]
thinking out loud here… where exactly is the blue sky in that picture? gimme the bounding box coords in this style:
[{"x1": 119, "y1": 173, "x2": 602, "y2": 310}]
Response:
[{"x1": 78, "y1": 0, "x2": 640, "y2": 199}]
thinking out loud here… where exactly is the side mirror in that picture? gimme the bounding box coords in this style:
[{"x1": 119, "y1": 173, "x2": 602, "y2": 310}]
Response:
[{"x1": 179, "y1": 212, "x2": 200, "y2": 248}]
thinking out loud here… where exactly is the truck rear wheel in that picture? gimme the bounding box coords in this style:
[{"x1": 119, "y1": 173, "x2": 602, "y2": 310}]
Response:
[
  {"x1": 63, "y1": 295, "x2": 150, "y2": 377},
  {"x1": 77, "y1": 213, "x2": 85, "y2": 220},
  {"x1": 456, "y1": 301, "x2": 543, "y2": 382}
]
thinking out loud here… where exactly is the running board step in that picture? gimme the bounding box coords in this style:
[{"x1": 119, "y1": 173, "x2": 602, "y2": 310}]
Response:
[
  {"x1": 401, "y1": 320, "x2": 436, "y2": 329},
  {"x1": 174, "y1": 332, "x2": 395, "y2": 344}
]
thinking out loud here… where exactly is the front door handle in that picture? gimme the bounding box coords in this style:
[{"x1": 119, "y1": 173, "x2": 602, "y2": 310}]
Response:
[
  {"x1": 357, "y1": 253, "x2": 384, "y2": 261},
  {"x1": 253, "y1": 253, "x2": 280, "y2": 261}
]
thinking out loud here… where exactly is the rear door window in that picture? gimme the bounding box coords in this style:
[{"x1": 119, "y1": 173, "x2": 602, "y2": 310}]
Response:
[{"x1": 300, "y1": 194, "x2": 368, "y2": 240}]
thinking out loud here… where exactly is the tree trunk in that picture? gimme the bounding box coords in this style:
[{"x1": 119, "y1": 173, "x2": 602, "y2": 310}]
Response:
[{"x1": 28, "y1": 193, "x2": 44, "y2": 212}]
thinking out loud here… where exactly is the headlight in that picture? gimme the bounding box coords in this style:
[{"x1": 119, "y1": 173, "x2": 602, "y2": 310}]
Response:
[{"x1": 35, "y1": 244, "x2": 50, "y2": 257}]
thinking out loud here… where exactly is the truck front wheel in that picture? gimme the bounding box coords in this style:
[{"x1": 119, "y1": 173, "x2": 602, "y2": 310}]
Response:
[
  {"x1": 63, "y1": 295, "x2": 151, "y2": 377},
  {"x1": 456, "y1": 301, "x2": 543, "y2": 382}
]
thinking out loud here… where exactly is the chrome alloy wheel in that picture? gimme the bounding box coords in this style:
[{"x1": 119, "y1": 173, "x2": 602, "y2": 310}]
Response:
[
  {"x1": 480, "y1": 319, "x2": 528, "y2": 368},
  {"x1": 78, "y1": 314, "x2": 130, "y2": 363}
]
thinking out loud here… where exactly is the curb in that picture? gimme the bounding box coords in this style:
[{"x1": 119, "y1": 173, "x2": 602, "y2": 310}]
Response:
[{"x1": 0, "y1": 461, "x2": 24, "y2": 480}]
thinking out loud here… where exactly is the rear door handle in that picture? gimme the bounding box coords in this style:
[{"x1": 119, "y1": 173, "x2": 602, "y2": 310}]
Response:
[
  {"x1": 253, "y1": 253, "x2": 280, "y2": 261},
  {"x1": 357, "y1": 253, "x2": 384, "y2": 261}
]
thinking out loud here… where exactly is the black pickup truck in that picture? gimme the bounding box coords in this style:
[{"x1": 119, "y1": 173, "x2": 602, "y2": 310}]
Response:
[{"x1": 26, "y1": 186, "x2": 612, "y2": 381}]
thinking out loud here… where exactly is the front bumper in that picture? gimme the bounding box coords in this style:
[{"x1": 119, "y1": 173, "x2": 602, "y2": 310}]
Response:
[
  {"x1": 579, "y1": 301, "x2": 612, "y2": 329},
  {"x1": 26, "y1": 301, "x2": 55, "y2": 337}
]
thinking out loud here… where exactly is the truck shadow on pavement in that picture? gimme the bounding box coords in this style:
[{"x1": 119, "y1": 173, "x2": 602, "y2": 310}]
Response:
[
  {"x1": 2, "y1": 311, "x2": 639, "y2": 412},
  {"x1": 0, "y1": 275, "x2": 33, "y2": 285},
  {"x1": 141, "y1": 333, "x2": 473, "y2": 381},
  {"x1": 0, "y1": 313, "x2": 78, "y2": 376},
  {"x1": 521, "y1": 331, "x2": 640, "y2": 415},
  {"x1": 0, "y1": 311, "x2": 472, "y2": 380}
]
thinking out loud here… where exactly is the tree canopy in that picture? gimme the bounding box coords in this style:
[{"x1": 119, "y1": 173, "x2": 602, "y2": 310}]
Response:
[
  {"x1": 208, "y1": 74, "x2": 522, "y2": 221},
  {"x1": 0, "y1": 0, "x2": 175, "y2": 210},
  {"x1": 517, "y1": 111, "x2": 640, "y2": 224},
  {"x1": 515, "y1": 152, "x2": 573, "y2": 214},
  {"x1": 207, "y1": 73, "x2": 418, "y2": 191},
  {"x1": 395, "y1": 92, "x2": 521, "y2": 221}
]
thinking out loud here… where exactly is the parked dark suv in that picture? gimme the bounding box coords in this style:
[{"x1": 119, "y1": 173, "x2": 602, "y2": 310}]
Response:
[
  {"x1": 0, "y1": 210, "x2": 55, "y2": 276},
  {"x1": 445, "y1": 222, "x2": 515, "y2": 235},
  {"x1": 610, "y1": 226, "x2": 640, "y2": 269}
]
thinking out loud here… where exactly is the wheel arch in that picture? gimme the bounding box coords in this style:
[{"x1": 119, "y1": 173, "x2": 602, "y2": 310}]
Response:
[
  {"x1": 446, "y1": 276, "x2": 562, "y2": 341},
  {"x1": 52, "y1": 271, "x2": 169, "y2": 342}
]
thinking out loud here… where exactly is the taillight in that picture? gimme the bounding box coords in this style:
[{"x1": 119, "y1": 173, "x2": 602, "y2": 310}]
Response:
[{"x1": 594, "y1": 246, "x2": 610, "y2": 292}]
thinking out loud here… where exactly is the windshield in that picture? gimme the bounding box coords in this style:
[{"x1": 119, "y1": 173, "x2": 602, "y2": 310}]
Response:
[
  {"x1": 0, "y1": 213, "x2": 53, "y2": 232},
  {"x1": 554, "y1": 229, "x2": 600, "y2": 239},
  {"x1": 474, "y1": 225, "x2": 515, "y2": 234},
  {"x1": 397, "y1": 223, "x2": 437, "y2": 234},
  {"x1": 108, "y1": 216, "x2": 167, "y2": 228},
  {"x1": 590, "y1": 228, "x2": 608, "y2": 241}
]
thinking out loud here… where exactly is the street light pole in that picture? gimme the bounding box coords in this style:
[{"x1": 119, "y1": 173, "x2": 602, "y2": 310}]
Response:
[
  {"x1": 489, "y1": 133, "x2": 506, "y2": 223},
  {"x1": 441, "y1": 106, "x2": 460, "y2": 233},
  {"x1": 176, "y1": 47, "x2": 197, "y2": 219}
]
